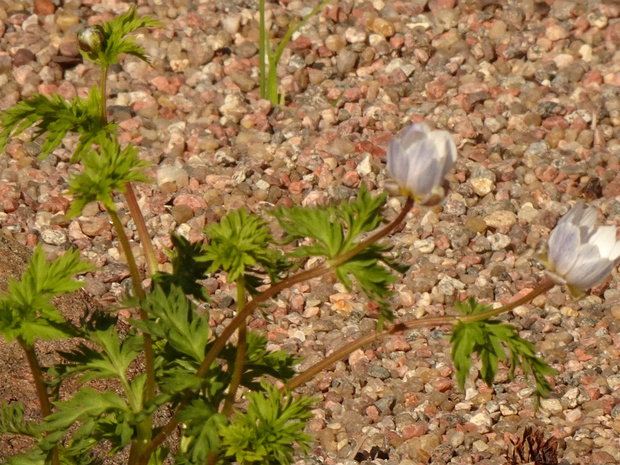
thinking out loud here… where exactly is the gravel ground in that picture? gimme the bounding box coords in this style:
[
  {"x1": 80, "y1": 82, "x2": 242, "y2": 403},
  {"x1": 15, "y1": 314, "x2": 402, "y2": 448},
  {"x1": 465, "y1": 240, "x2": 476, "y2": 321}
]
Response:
[{"x1": 0, "y1": 0, "x2": 620, "y2": 463}]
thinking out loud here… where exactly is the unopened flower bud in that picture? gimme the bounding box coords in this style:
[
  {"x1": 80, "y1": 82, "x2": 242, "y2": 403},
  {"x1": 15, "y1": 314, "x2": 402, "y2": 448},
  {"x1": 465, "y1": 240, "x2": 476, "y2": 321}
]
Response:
[
  {"x1": 541, "y1": 203, "x2": 620, "y2": 297},
  {"x1": 78, "y1": 26, "x2": 105, "y2": 60},
  {"x1": 386, "y1": 123, "x2": 457, "y2": 205}
]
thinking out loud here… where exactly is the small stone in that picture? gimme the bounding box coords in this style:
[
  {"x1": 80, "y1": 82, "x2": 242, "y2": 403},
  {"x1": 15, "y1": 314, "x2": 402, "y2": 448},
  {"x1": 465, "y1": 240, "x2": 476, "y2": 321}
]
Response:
[
  {"x1": 56, "y1": 13, "x2": 80, "y2": 31},
  {"x1": 255, "y1": 179, "x2": 270, "y2": 190},
  {"x1": 171, "y1": 204, "x2": 193, "y2": 224},
  {"x1": 336, "y1": 49, "x2": 358, "y2": 76},
  {"x1": 517, "y1": 203, "x2": 538, "y2": 222},
  {"x1": 221, "y1": 15, "x2": 240, "y2": 34},
  {"x1": 80, "y1": 217, "x2": 110, "y2": 237},
  {"x1": 465, "y1": 217, "x2": 487, "y2": 233},
  {"x1": 356, "y1": 155, "x2": 372, "y2": 176},
  {"x1": 366, "y1": 17, "x2": 395, "y2": 38},
  {"x1": 402, "y1": 422, "x2": 428, "y2": 440},
  {"x1": 484, "y1": 210, "x2": 517, "y2": 229},
  {"x1": 157, "y1": 165, "x2": 189, "y2": 189},
  {"x1": 469, "y1": 411, "x2": 493, "y2": 432},
  {"x1": 488, "y1": 20, "x2": 507, "y2": 40},
  {"x1": 546, "y1": 25, "x2": 569, "y2": 41},
  {"x1": 368, "y1": 365, "x2": 391, "y2": 380},
  {"x1": 12, "y1": 49, "x2": 36, "y2": 67},
  {"x1": 586, "y1": 11, "x2": 608, "y2": 29},
  {"x1": 470, "y1": 177, "x2": 494, "y2": 196},
  {"x1": 540, "y1": 398, "x2": 563, "y2": 415},
  {"x1": 414, "y1": 238, "x2": 435, "y2": 254},
  {"x1": 325, "y1": 35, "x2": 346, "y2": 52},
  {"x1": 576, "y1": 129, "x2": 594, "y2": 147},
  {"x1": 579, "y1": 44, "x2": 593, "y2": 62},
  {"x1": 446, "y1": 429, "x2": 465, "y2": 447},
  {"x1": 40, "y1": 228, "x2": 68, "y2": 246},
  {"x1": 344, "y1": 27, "x2": 367, "y2": 44},
  {"x1": 554, "y1": 53, "x2": 574, "y2": 69},
  {"x1": 33, "y1": 0, "x2": 55, "y2": 15},
  {"x1": 230, "y1": 70, "x2": 255, "y2": 92},
  {"x1": 565, "y1": 408, "x2": 583, "y2": 423}
]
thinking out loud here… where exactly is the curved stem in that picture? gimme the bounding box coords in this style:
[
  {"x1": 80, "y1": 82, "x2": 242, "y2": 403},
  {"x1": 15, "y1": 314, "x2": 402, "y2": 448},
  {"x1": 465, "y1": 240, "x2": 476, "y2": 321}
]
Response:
[
  {"x1": 459, "y1": 277, "x2": 555, "y2": 324},
  {"x1": 107, "y1": 207, "x2": 155, "y2": 464},
  {"x1": 141, "y1": 197, "x2": 415, "y2": 457},
  {"x1": 222, "y1": 276, "x2": 248, "y2": 417},
  {"x1": 124, "y1": 182, "x2": 159, "y2": 276},
  {"x1": 259, "y1": 0, "x2": 266, "y2": 99},
  {"x1": 284, "y1": 277, "x2": 557, "y2": 392},
  {"x1": 327, "y1": 196, "x2": 413, "y2": 267},
  {"x1": 17, "y1": 338, "x2": 60, "y2": 465},
  {"x1": 100, "y1": 64, "x2": 108, "y2": 125}
]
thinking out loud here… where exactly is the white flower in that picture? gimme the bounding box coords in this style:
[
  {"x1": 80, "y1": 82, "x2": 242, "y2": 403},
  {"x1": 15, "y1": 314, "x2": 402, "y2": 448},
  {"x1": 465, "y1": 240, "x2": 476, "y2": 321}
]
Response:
[
  {"x1": 543, "y1": 203, "x2": 620, "y2": 297},
  {"x1": 387, "y1": 123, "x2": 457, "y2": 205}
]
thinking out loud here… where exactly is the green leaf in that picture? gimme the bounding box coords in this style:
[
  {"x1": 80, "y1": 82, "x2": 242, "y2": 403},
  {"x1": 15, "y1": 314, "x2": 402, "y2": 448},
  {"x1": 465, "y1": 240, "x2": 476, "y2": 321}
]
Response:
[
  {"x1": 201, "y1": 208, "x2": 284, "y2": 288},
  {"x1": 0, "y1": 245, "x2": 93, "y2": 345},
  {"x1": 81, "y1": 7, "x2": 162, "y2": 66},
  {"x1": 219, "y1": 331, "x2": 299, "y2": 389},
  {"x1": 68, "y1": 134, "x2": 150, "y2": 216},
  {"x1": 450, "y1": 298, "x2": 558, "y2": 400},
  {"x1": 40, "y1": 388, "x2": 133, "y2": 455},
  {"x1": 0, "y1": 86, "x2": 115, "y2": 159},
  {"x1": 0, "y1": 401, "x2": 40, "y2": 438},
  {"x1": 274, "y1": 183, "x2": 405, "y2": 321},
  {"x1": 44, "y1": 388, "x2": 130, "y2": 431},
  {"x1": 152, "y1": 234, "x2": 211, "y2": 301},
  {"x1": 176, "y1": 399, "x2": 228, "y2": 463},
  {"x1": 220, "y1": 382, "x2": 316, "y2": 465},
  {"x1": 134, "y1": 285, "x2": 210, "y2": 364},
  {"x1": 57, "y1": 318, "x2": 142, "y2": 387}
]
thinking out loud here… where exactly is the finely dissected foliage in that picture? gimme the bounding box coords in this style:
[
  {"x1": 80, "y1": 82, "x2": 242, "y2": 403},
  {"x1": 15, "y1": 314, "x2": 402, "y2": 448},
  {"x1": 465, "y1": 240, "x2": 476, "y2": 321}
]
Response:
[
  {"x1": 451, "y1": 298, "x2": 557, "y2": 399},
  {"x1": 202, "y1": 208, "x2": 287, "y2": 289},
  {"x1": 0, "y1": 86, "x2": 113, "y2": 160},
  {"x1": 153, "y1": 234, "x2": 212, "y2": 301},
  {"x1": 78, "y1": 7, "x2": 161, "y2": 65},
  {"x1": 67, "y1": 135, "x2": 151, "y2": 216},
  {"x1": 0, "y1": 402, "x2": 40, "y2": 438},
  {"x1": 0, "y1": 246, "x2": 93, "y2": 346},
  {"x1": 274, "y1": 184, "x2": 407, "y2": 322},
  {"x1": 220, "y1": 382, "x2": 315, "y2": 465}
]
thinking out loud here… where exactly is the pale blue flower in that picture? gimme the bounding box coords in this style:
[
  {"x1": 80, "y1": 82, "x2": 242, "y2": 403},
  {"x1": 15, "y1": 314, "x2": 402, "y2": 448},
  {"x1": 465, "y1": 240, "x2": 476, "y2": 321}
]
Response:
[
  {"x1": 387, "y1": 123, "x2": 457, "y2": 205},
  {"x1": 544, "y1": 203, "x2": 620, "y2": 296}
]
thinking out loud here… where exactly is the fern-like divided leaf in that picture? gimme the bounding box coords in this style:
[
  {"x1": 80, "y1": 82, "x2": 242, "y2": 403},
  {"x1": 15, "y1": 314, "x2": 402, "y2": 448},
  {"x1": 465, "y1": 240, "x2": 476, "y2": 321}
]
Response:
[
  {"x1": 220, "y1": 382, "x2": 316, "y2": 465},
  {"x1": 81, "y1": 6, "x2": 162, "y2": 66},
  {"x1": 134, "y1": 285, "x2": 210, "y2": 365},
  {"x1": 0, "y1": 245, "x2": 93, "y2": 346},
  {"x1": 153, "y1": 234, "x2": 212, "y2": 301},
  {"x1": 40, "y1": 388, "x2": 133, "y2": 456},
  {"x1": 0, "y1": 402, "x2": 40, "y2": 438},
  {"x1": 274, "y1": 183, "x2": 406, "y2": 322},
  {"x1": 201, "y1": 208, "x2": 286, "y2": 291},
  {"x1": 68, "y1": 134, "x2": 150, "y2": 216},
  {"x1": 450, "y1": 298, "x2": 558, "y2": 400},
  {"x1": 0, "y1": 86, "x2": 114, "y2": 160}
]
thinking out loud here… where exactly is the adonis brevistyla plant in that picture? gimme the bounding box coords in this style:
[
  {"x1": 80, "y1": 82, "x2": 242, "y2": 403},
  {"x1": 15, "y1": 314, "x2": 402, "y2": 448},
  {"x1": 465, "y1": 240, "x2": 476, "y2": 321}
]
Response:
[{"x1": 0, "y1": 7, "x2": 619, "y2": 465}]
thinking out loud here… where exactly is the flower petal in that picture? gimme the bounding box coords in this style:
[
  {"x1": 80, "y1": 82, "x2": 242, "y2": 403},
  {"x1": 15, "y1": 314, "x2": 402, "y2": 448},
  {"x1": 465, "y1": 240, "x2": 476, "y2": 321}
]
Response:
[
  {"x1": 405, "y1": 139, "x2": 441, "y2": 198},
  {"x1": 428, "y1": 130, "x2": 457, "y2": 179},
  {"x1": 547, "y1": 220, "x2": 581, "y2": 276},
  {"x1": 564, "y1": 244, "x2": 615, "y2": 290},
  {"x1": 589, "y1": 226, "x2": 620, "y2": 260},
  {"x1": 401, "y1": 123, "x2": 430, "y2": 148}
]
